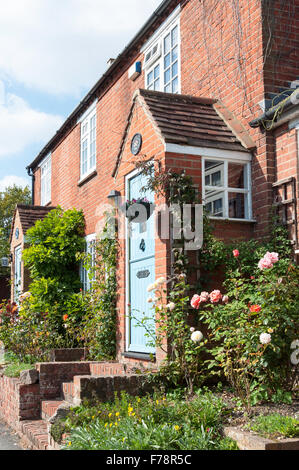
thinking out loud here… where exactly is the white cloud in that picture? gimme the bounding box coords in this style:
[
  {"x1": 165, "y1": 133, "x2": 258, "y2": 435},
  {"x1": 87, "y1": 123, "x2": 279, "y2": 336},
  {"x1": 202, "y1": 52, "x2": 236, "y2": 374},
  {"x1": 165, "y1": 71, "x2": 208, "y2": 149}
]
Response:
[
  {"x1": 0, "y1": 175, "x2": 30, "y2": 191},
  {"x1": 0, "y1": 0, "x2": 162, "y2": 96},
  {"x1": 0, "y1": 81, "x2": 64, "y2": 158}
]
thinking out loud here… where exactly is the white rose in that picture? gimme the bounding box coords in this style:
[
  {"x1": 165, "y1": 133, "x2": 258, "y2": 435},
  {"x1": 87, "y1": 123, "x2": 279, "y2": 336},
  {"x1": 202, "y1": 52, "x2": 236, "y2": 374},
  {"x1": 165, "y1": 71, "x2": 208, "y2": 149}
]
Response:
[
  {"x1": 147, "y1": 284, "x2": 155, "y2": 292},
  {"x1": 166, "y1": 302, "x2": 175, "y2": 311},
  {"x1": 191, "y1": 331, "x2": 203, "y2": 342},
  {"x1": 260, "y1": 333, "x2": 271, "y2": 345}
]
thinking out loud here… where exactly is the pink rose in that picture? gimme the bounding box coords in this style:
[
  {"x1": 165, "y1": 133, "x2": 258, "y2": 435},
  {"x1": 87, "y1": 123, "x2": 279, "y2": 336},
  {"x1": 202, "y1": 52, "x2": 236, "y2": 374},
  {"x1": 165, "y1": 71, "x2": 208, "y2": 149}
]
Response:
[
  {"x1": 233, "y1": 249, "x2": 239, "y2": 258},
  {"x1": 258, "y1": 252, "x2": 279, "y2": 270},
  {"x1": 200, "y1": 291, "x2": 209, "y2": 302},
  {"x1": 191, "y1": 294, "x2": 201, "y2": 309},
  {"x1": 222, "y1": 295, "x2": 229, "y2": 304},
  {"x1": 266, "y1": 252, "x2": 279, "y2": 263},
  {"x1": 209, "y1": 290, "x2": 222, "y2": 303},
  {"x1": 258, "y1": 257, "x2": 273, "y2": 270}
]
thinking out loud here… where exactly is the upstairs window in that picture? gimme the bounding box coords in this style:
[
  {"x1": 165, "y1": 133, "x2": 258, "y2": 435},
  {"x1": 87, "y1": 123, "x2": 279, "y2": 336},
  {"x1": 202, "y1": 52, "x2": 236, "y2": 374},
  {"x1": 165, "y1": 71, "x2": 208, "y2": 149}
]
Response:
[
  {"x1": 203, "y1": 158, "x2": 252, "y2": 220},
  {"x1": 143, "y1": 16, "x2": 180, "y2": 94},
  {"x1": 80, "y1": 105, "x2": 97, "y2": 179},
  {"x1": 40, "y1": 154, "x2": 51, "y2": 206},
  {"x1": 80, "y1": 234, "x2": 96, "y2": 291}
]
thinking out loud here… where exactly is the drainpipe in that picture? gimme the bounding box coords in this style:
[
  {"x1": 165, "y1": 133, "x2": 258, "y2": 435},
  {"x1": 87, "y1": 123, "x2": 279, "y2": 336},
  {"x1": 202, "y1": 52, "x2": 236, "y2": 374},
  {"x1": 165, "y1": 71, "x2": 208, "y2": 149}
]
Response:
[{"x1": 26, "y1": 166, "x2": 35, "y2": 205}]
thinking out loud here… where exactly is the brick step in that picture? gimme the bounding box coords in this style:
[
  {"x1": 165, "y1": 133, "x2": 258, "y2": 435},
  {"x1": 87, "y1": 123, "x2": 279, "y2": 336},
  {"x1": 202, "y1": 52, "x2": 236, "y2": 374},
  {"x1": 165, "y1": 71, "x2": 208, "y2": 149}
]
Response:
[
  {"x1": 20, "y1": 420, "x2": 49, "y2": 450},
  {"x1": 41, "y1": 400, "x2": 65, "y2": 420},
  {"x1": 62, "y1": 381, "x2": 74, "y2": 402}
]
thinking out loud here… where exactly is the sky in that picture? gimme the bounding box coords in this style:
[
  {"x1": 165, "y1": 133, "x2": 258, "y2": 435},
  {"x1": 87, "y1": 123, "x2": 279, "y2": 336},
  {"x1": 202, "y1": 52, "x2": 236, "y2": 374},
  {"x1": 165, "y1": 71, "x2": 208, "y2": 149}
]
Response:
[{"x1": 0, "y1": 0, "x2": 162, "y2": 192}]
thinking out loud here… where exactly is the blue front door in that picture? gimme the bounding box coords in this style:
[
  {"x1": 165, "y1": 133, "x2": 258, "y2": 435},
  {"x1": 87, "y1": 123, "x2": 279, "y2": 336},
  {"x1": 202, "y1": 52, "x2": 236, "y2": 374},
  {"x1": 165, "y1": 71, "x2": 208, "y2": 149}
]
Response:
[{"x1": 127, "y1": 172, "x2": 155, "y2": 354}]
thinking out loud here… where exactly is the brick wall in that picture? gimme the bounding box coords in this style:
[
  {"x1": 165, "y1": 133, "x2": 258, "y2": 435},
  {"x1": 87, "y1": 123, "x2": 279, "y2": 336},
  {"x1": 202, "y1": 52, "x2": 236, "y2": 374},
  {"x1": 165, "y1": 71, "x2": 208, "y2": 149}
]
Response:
[{"x1": 0, "y1": 373, "x2": 40, "y2": 428}]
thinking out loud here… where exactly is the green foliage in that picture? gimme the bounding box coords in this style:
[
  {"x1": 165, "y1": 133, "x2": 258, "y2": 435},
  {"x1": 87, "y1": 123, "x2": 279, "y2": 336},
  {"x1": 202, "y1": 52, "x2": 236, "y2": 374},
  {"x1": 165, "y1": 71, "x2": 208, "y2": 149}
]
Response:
[
  {"x1": 198, "y1": 213, "x2": 292, "y2": 290},
  {"x1": 0, "y1": 185, "x2": 31, "y2": 276},
  {"x1": 53, "y1": 390, "x2": 237, "y2": 450},
  {"x1": 197, "y1": 259, "x2": 299, "y2": 410},
  {"x1": 76, "y1": 211, "x2": 117, "y2": 360},
  {"x1": 23, "y1": 206, "x2": 85, "y2": 286},
  {"x1": 246, "y1": 414, "x2": 299, "y2": 439},
  {"x1": 0, "y1": 207, "x2": 86, "y2": 361},
  {"x1": 3, "y1": 361, "x2": 35, "y2": 378}
]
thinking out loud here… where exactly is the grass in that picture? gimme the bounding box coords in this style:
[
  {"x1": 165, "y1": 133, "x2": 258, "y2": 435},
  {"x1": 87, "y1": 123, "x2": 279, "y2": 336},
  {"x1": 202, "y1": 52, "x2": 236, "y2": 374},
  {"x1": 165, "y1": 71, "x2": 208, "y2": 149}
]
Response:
[
  {"x1": 246, "y1": 414, "x2": 299, "y2": 439},
  {"x1": 1, "y1": 351, "x2": 34, "y2": 378},
  {"x1": 51, "y1": 389, "x2": 239, "y2": 450},
  {"x1": 3, "y1": 362, "x2": 35, "y2": 378}
]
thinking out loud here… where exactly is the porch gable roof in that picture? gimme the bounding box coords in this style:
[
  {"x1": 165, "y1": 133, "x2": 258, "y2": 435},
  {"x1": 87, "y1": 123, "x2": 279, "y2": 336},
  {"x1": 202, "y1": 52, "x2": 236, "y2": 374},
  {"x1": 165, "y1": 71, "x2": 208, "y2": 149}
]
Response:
[
  {"x1": 112, "y1": 88, "x2": 252, "y2": 177},
  {"x1": 9, "y1": 205, "x2": 56, "y2": 244}
]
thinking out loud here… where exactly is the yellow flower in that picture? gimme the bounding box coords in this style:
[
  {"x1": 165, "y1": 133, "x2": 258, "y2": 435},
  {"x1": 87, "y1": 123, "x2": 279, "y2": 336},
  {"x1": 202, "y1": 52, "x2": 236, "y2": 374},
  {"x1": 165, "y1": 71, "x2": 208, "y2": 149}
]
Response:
[
  {"x1": 156, "y1": 400, "x2": 159, "y2": 405},
  {"x1": 109, "y1": 423, "x2": 113, "y2": 427},
  {"x1": 174, "y1": 425, "x2": 180, "y2": 431},
  {"x1": 137, "y1": 397, "x2": 141, "y2": 403},
  {"x1": 128, "y1": 406, "x2": 133, "y2": 413},
  {"x1": 105, "y1": 423, "x2": 108, "y2": 428},
  {"x1": 92, "y1": 416, "x2": 95, "y2": 419},
  {"x1": 122, "y1": 437, "x2": 126, "y2": 442},
  {"x1": 68, "y1": 442, "x2": 72, "y2": 446},
  {"x1": 114, "y1": 422, "x2": 118, "y2": 426},
  {"x1": 115, "y1": 412, "x2": 120, "y2": 417},
  {"x1": 268, "y1": 328, "x2": 274, "y2": 334},
  {"x1": 109, "y1": 412, "x2": 112, "y2": 417}
]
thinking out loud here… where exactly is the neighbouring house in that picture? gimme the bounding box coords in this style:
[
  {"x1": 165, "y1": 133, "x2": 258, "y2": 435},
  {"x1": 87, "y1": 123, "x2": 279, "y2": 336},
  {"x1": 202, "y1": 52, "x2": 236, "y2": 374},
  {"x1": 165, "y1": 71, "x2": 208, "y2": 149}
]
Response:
[
  {"x1": 10, "y1": 205, "x2": 55, "y2": 302},
  {"x1": 10, "y1": 0, "x2": 299, "y2": 367}
]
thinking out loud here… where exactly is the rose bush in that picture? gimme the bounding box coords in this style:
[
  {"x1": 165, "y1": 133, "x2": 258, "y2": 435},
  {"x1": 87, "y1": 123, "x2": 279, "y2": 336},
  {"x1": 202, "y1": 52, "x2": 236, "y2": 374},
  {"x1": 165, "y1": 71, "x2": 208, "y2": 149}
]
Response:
[{"x1": 190, "y1": 252, "x2": 299, "y2": 408}]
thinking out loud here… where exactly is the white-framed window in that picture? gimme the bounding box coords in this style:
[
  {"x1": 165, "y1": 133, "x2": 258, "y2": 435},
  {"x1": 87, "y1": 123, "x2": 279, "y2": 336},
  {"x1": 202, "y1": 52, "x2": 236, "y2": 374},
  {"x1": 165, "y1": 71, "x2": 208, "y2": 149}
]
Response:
[
  {"x1": 40, "y1": 154, "x2": 51, "y2": 206},
  {"x1": 80, "y1": 105, "x2": 97, "y2": 179},
  {"x1": 203, "y1": 158, "x2": 252, "y2": 220},
  {"x1": 80, "y1": 234, "x2": 96, "y2": 291},
  {"x1": 143, "y1": 12, "x2": 180, "y2": 94}
]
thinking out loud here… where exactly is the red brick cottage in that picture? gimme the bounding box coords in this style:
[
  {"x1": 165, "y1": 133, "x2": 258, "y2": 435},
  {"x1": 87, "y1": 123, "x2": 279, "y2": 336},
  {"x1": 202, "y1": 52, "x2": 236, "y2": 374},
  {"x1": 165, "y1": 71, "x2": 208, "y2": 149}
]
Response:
[{"x1": 10, "y1": 0, "x2": 299, "y2": 367}]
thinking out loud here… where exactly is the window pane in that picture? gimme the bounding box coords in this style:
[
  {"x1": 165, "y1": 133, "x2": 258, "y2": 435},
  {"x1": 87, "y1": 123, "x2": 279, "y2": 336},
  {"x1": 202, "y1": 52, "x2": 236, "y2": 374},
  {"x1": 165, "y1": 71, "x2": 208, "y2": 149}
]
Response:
[
  {"x1": 164, "y1": 33, "x2": 171, "y2": 53},
  {"x1": 147, "y1": 71, "x2": 153, "y2": 86},
  {"x1": 154, "y1": 78, "x2": 160, "y2": 91},
  {"x1": 228, "y1": 162, "x2": 247, "y2": 189},
  {"x1": 164, "y1": 53, "x2": 171, "y2": 69},
  {"x1": 171, "y1": 26, "x2": 178, "y2": 47},
  {"x1": 164, "y1": 68, "x2": 171, "y2": 84},
  {"x1": 164, "y1": 83, "x2": 171, "y2": 93},
  {"x1": 172, "y1": 77, "x2": 178, "y2": 93},
  {"x1": 172, "y1": 45, "x2": 178, "y2": 62},
  {"x1": 154, "y1": 64, "x2": 160, "y2": 79},
  {"x1": 172, "y1": 61, "x2": 178, "y2": 78},
  {"x1": 204, "y1": 160, "x2": 224, "y2": 187},
  {"x1": 228, "y1": 192, "x2": 248, "y2": 219},
  {"x1": 205, "y1": 189, "x2": 225, "y2": 217}
]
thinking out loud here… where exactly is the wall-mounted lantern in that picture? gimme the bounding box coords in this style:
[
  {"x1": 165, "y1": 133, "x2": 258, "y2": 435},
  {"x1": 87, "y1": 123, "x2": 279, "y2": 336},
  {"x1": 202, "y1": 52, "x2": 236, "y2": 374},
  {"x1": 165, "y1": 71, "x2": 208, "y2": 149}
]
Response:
[{"x1": 107, "y1": 190, "x2": 121, "y2": 207}]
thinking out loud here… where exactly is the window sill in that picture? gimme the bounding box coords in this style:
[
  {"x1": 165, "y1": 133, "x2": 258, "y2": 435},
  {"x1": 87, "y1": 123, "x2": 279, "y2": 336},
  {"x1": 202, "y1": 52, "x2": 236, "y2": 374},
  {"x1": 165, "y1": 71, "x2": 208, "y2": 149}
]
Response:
[
  {"x1": 209, "y1": 217, "x2": 256, "y2": 223},
  {"x1": 122, "y1": 352, "x2": 156, "y2": 362},
  {"x1": 78, "y1": 170, "x2": 97, "y2": 187}
]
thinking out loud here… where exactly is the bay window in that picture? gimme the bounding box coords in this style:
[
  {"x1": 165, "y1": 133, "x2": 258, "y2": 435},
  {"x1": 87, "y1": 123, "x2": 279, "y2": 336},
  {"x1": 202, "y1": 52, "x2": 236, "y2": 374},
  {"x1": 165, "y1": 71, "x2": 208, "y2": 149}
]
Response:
[{"x1": 203, "y1": 158, "x2": 252, "y2": 220}]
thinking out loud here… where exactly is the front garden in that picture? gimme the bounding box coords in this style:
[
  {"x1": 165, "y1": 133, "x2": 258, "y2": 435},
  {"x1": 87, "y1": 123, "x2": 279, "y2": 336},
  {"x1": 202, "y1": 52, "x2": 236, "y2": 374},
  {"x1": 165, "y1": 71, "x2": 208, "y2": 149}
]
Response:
[{"x1": 0, "y1": 169, "x2": 298, "y2": 450}]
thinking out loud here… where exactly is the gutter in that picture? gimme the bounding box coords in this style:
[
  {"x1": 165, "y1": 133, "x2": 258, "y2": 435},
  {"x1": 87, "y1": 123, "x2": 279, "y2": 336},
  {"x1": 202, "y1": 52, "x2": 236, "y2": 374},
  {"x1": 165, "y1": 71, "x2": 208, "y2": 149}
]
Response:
[
  {"x1": 27, "y1": 167, "x2": 35, "y2": 205},
  {"x1": 27, "y1": 0, "x2": 179, "y2": 171},
  {"x1": 249, "y1": 89, "x2": 299, "y2": 129}
]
